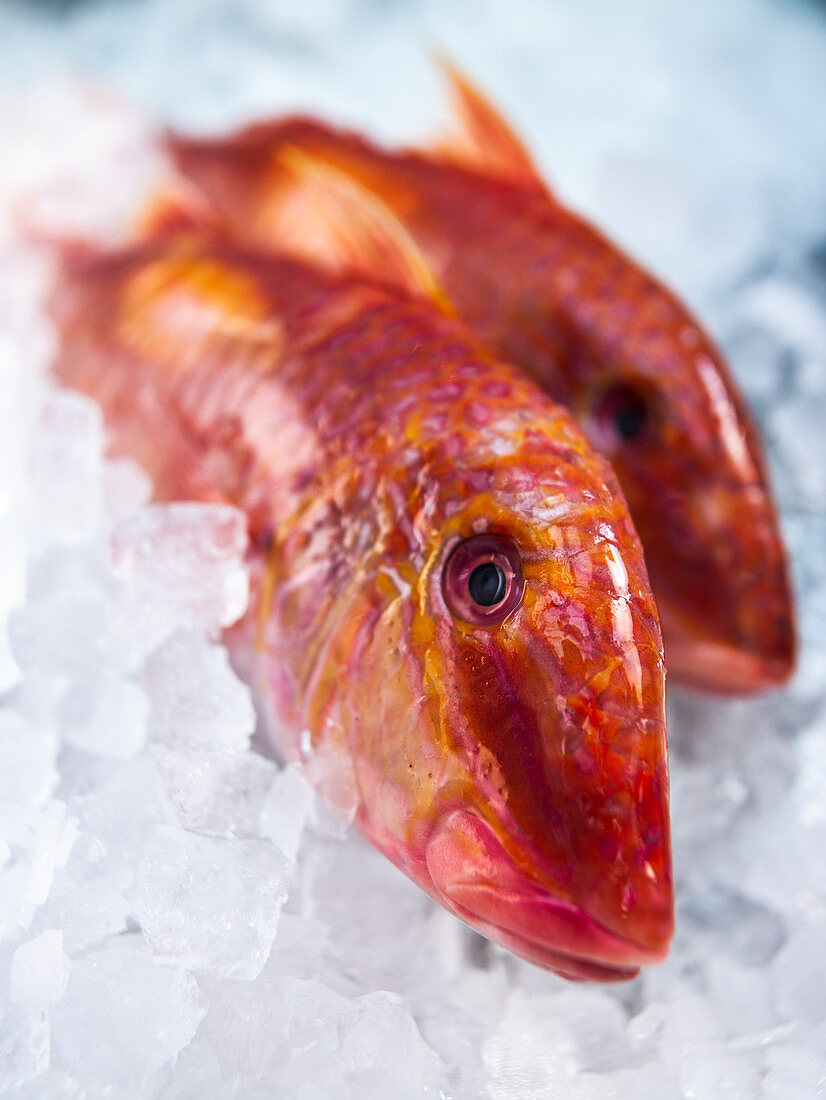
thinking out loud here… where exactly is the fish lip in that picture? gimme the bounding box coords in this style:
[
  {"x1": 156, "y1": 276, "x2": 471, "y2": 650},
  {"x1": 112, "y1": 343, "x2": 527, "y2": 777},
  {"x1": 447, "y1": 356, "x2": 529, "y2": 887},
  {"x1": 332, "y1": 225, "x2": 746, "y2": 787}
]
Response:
[
  {"x1": 443, "y1": 883, "x2": 653, "y2": 982},
  {"x1": 426, "y1": 810, "x2": 671, "y2": 981}
]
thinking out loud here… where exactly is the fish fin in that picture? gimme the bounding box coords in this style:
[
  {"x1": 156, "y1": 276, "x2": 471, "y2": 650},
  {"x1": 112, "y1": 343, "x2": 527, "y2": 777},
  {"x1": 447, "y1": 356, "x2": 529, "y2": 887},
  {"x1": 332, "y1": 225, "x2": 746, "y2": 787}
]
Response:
[
  {"x1": 428, "y1": 55, "x2": 547, "y2": 191},
  {"x1": 133, "y1": 176, "x2": 225, "y2": 240},
  {"x1": 266, "y1": 146, "x2": 453, "y2": 313}
]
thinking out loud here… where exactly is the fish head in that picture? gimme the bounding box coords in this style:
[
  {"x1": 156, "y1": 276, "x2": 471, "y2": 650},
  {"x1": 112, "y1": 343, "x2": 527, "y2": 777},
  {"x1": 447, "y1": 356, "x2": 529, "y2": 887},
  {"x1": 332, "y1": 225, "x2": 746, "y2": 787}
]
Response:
[
  {"x1": 331, "y1": 384, "x2": 673, "y2": 981},
  {"x1": 557, "y1": 280, "x2": 796, "y2": 694}
]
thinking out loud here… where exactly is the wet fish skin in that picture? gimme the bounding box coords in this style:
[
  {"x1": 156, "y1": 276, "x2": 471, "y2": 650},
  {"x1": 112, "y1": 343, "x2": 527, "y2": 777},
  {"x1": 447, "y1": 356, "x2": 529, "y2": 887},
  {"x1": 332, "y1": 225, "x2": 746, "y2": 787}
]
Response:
[
  {"x1": 50, "y1": 238, "x2": 672, "y2": 980},
  {"x1": 166, "y1": 91, "x2": 796, "y2": 695}
]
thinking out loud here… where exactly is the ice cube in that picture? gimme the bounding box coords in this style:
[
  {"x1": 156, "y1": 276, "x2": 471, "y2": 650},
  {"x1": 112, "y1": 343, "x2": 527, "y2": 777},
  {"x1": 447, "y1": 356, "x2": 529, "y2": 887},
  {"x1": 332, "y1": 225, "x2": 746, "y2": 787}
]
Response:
[
  {"x1": 50, "y1": 935, "x2": 204, "y2": 1086},
  {"x1": 264, "y1": 912, "x2": 330, "y2": 981},
  {"x1": 339, "y1": 991, "x2": 443, "y2": 1099},
  {"x1": 303, "y1": 734, "x2": 358, "y2": 833},
  {"x1": 133, "y1": 825, "x2": 291, "y2": 979},
  {"x1": 61, "y1": 674, "x2": 150, "y2": 760},
  {"x1": 9, "y1": 596, "x2": 135, "y2": 679},
  {"x1": 0, "y1": 799, "x2": 76, "y2": 941},
  {"x1": 109, "y1": 503, "x2": 249, "y2": 649},
  {"x1": 303, "y1": 831, "x2": 434, "y2": 986},
  {"x1": 0, "y1": 712, "x2": 59, "y2": 847},
  {"x1": 22, "y1": 800, "x2": 77, "y2": 908},
  {"x1": 185, "y1": 981, "x2": 291, "y2": 1084},
  {"x1": 6, "y1": 81, "x2": 167, "y2": 245},
  {"x1": 10, "y1": 929, "x2": 71, "y2": 1004},
  {"x1": 259, "y1": 764, "x2": 315, "y2": 861},
  {"x1": 143, "y1": 630, "x2": 255, "y2": 750},
  {"x1": 245, "y1": 977, "x2": 362, "y2": 1090},
  {"x1": 0, "y1": 1004, "x2": 50, "y2": 1092},
  {"x1": 0, "y1": 335, "x2": 30, "y2": 518},
  {"x1": 28, "y1": 390, "x2": 104, "y2": 548},
  {"x1": 154, "y1": 743, "x2": 277, "y2": 838},
  {"x1": 483, "y1": 990, "x2": 581, "y2": 1098},
  {"x1": 0, "y1": 515, "x2": 27, "y2": 694},
  {"x1": 32, "y1": 883, "x2": 129, "y2": 955},
  {"x1": 0, "y1": 243, "x2": 53, "y2": 368},
  {"x1": 64, "y1": 755, "x2": 166, "y2": 896},
  {"x1": 102, "y1": 455, "x2": 152, "y2": 527}
]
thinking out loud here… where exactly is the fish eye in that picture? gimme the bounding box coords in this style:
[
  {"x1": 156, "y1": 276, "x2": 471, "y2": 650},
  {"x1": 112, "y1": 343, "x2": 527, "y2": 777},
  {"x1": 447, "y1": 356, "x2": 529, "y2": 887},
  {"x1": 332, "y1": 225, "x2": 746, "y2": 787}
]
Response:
[
  {"x1": 442, "y1": 535, "x2": 523, "y2": 625},
  {"x1": 594, "y1": 383, "x2": 651, "y2": 446}
]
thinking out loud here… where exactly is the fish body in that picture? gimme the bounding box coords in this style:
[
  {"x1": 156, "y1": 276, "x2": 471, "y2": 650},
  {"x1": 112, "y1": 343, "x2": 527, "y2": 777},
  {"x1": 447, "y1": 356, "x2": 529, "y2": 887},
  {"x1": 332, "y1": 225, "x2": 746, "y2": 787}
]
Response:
[
  {"x1": 167, "y1": 75, "x2": 795, "y2": 694},
  {"x1": 50, "y1": 237, "x2": 672, "y2": 980}
]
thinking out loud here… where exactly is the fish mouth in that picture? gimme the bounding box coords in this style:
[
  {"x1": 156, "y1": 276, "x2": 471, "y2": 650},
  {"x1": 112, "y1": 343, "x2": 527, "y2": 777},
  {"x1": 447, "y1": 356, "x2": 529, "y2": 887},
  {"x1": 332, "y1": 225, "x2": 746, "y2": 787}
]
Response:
[{"x1": 426, "y1": 810, "x2": 671, "y2": 983}]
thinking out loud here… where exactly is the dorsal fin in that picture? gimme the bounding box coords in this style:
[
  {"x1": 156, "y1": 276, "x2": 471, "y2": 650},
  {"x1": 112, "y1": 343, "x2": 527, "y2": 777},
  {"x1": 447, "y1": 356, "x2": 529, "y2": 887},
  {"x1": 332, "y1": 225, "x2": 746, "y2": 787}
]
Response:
[
  {"x1": 262, "y1": 147, "x2": 453, "y2": 313},
  {"x1": 430, "y1": 55, "x2": 547, "y2": 192},
  {"x1": 133, "y1": 176, "x2": 225, "y2": 241}
]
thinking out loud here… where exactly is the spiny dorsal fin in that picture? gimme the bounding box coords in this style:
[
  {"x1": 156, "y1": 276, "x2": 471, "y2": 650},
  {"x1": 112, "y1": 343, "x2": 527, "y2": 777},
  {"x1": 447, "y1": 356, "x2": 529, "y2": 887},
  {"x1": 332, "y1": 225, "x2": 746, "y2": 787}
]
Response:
[
  {"x1": 263, "y1": 146, "x2": 453, "y2": 313},
  {"x1": 430, "y1": 55, "x2": 547, "y2": 192}
]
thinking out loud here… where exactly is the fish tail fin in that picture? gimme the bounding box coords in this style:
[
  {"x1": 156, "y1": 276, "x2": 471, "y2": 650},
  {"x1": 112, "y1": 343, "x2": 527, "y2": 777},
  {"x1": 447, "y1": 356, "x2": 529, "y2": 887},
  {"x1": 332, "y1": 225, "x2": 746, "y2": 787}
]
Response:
[
  {"x1": 426, "y1": 52, "x2": 548, "y2": 193},
  {"x1": 268, "y1": 145, "x2": 453, "y2": 313}
]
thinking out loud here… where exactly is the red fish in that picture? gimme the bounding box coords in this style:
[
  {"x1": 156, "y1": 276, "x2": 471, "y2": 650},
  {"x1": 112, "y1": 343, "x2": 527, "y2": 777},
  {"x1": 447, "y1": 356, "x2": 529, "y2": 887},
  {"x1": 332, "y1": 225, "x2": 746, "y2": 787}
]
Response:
[
  {"x1": 165, "y1": 63, "x2": 796, "y2": 695},
  {"x1": 48, "y1": 229, "x2": 672, "y2": 981}
]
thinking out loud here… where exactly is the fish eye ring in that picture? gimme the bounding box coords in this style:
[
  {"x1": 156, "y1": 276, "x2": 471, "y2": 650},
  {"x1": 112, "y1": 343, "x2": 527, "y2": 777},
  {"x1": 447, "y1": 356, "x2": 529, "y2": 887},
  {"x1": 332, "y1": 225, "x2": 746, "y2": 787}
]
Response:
[{"x1": 442, "y1": 535, "x2": 524, "y2": 625}]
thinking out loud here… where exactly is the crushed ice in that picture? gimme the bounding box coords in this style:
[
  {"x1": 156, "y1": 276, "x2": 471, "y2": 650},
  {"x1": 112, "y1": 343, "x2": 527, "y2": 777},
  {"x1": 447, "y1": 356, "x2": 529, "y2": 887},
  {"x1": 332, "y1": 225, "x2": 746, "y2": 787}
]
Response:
[{"x1": 0, "y1": 1, "x2": 825, "y2": 1096}]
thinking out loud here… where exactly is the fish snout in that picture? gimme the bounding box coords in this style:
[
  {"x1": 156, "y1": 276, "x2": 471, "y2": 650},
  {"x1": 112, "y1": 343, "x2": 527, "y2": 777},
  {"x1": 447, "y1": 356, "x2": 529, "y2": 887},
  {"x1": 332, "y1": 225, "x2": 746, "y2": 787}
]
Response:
[{"x1": 425, "y1": 808, "x2": 673, "y2": 982}]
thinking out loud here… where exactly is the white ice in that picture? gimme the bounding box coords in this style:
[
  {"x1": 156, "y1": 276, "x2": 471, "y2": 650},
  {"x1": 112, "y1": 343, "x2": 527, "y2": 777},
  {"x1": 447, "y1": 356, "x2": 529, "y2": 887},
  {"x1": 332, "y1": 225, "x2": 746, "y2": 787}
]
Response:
[
  {"x1": 133, "y1": 825, "x2": 291, "y2": 980},
  {"x1": 50, "y1": 936, "x2": 204, "y2": 1087},
  {"x1": 10, "y1": 929, "x2": 71, "y2": 1005},
  {"x1": 109, "y1": 503, "x2": 250, "y2": 650}
]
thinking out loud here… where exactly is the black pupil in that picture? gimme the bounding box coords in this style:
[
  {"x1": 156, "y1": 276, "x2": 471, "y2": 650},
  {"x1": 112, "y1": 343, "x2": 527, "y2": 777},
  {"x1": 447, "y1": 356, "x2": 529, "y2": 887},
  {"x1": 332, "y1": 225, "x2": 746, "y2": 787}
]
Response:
[
  {"x1": 468, "y1": 562, "x2": 507, "y2": 607},
  {"x1": 612, "y1": 390, "x2": 647, "y2": 440}
]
